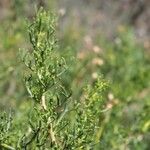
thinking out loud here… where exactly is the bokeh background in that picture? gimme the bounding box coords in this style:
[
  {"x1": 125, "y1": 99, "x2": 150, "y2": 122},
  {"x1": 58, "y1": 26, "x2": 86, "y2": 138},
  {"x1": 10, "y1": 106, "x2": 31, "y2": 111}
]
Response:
[{"x1": 0, "y1": 0, "x2": 150, "y2": 149}]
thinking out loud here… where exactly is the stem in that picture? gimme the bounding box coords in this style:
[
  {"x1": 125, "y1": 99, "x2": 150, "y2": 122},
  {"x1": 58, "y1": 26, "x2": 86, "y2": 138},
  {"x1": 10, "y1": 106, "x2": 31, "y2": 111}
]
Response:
[
  {"x1": 48, "y1": 118, "x2": 58, "y2": 147},
  {"x1": 50, "y1": 123, "x2": 56, "y2": 144},
  {"x1": 1, "y1": 143, "x2": 15, "y2": 150},
  {"x1": 95, "y1": 110, "x2": 111, "y2": 143},
  {"x1": 41, "y1": 94, "x2": 47, "y2": 110}
]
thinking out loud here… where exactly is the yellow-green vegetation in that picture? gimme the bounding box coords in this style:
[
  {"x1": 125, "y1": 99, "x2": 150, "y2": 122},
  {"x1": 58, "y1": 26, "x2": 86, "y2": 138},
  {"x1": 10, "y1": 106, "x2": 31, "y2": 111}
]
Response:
[{"x1": 0, "y1": 4, "x2": 150, "y2": 150}]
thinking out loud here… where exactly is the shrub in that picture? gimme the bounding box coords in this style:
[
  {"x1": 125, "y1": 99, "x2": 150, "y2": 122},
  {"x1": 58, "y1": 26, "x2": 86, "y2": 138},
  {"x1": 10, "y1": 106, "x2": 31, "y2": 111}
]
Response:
[{"x1": 0, "y1": 8, "x2": 108, "y2": 150}]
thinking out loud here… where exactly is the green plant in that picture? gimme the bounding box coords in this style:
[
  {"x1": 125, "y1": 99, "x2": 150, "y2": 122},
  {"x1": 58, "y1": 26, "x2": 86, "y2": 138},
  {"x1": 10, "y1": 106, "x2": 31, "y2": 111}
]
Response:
[
  {"x1": 94, "y1": 28, "x2": 150, "y2": 149},
  {"x1": 1, "y1": 3, "x2": 149, "y2": 149},
  {"x1": 18, "y1": 8, "x2": 108, "y2": 149}
]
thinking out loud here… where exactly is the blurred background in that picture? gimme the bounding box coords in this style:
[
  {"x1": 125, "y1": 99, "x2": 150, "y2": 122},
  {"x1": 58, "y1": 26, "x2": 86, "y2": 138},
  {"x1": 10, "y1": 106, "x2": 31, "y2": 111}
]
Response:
[
  {"x1": 0, "y1": 0, "x2": 150, "y2": 149},
  {"x1": 0, "y1": 0, "x2": 150, "y2": 43}
]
